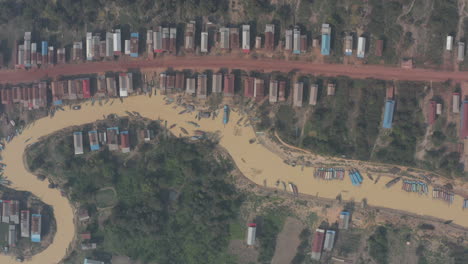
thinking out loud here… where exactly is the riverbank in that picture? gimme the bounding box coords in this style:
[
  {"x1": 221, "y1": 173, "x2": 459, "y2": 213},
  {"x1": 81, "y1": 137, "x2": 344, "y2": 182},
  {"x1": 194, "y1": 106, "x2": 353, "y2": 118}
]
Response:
[{"x1": 1, "y1": 93, "x2": 468, "y2": 262}]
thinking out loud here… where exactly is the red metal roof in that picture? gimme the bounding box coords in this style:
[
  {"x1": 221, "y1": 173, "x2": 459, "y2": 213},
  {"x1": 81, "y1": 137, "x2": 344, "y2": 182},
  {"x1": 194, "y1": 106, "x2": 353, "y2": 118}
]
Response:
[
  {"x1": 376, "y1": 40, "x2": 384, "y2": 57},
  {"x1": 312, "y1": 229, "x2": 325, "y2": 253},
  {"x1": 224, "y1": 74, "x2": 235, "y2": 96},
  {"x1": 82, "y1": 79, "x2": 91, "y2": 98},
  {"x1": 120, "y1": 133, "x2": 129, "y2": 148},
  {"x1": 428, "y1": 101, "x2": 436, "y2": 125},
  {"x1": 265, "y1": 32, "x2": 274, "y2": 51},
  {"x1": 244, "y1": 77, "x2": 254, "y2": 98},
  {"x1": 248, "y1": 223, "x2": 256, "y2": 227}
]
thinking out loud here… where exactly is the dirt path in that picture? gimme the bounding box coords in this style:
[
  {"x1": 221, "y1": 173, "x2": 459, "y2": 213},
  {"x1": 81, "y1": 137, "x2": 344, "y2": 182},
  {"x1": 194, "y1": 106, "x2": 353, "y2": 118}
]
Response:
[
  {"x1": 2, "y1": 55, "x2": 468, "y2": 85},
  {"x1": 2, "y1": 94, "x2": 468, "y2": 263},
  {"x1": 271, "y1": 217, "x2": 304, "y2": 264}
]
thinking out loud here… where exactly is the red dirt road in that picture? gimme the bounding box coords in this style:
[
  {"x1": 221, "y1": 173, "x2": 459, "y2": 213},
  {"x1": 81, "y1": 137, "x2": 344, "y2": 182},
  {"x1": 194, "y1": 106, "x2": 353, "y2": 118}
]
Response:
[{"x1": 0, "y1": 56, "x2": 466, "y2": 84}]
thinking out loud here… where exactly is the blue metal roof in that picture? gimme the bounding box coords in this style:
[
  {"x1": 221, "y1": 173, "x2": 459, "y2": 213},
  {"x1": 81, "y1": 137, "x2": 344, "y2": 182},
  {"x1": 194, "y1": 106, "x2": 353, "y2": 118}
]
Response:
[
  {"x1": 131, "y1": 32, "x2": 139, "y2": 38},
  {"x1": 383, "y1": 100, "x2": 395, "y2": 128},
  {"x1": 41, "y1": 41, "x2": 48, "y2": 55},
  {"x1": 130, "y1": 53, "x2": 138, "y2": 58},
  {"x1": 321, "y1": 34, "x2": 330, "y2": 55}
]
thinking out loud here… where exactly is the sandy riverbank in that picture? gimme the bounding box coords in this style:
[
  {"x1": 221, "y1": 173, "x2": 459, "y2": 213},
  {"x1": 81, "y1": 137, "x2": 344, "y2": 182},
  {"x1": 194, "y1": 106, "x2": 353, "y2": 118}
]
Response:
[{"x1": 1, "y1": 94, "x2": 467, "y2": 263}]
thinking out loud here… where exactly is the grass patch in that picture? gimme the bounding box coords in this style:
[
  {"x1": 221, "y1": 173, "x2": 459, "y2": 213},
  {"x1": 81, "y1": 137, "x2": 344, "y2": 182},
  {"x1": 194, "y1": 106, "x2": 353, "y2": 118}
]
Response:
[
  {"x1": 95, "y1": 188, "x2": 117, "y2": 209},
  {"x1": 0, "y1": 223, "x2": 8, "y2": 247},
  {"x1": 229, "y1": 221, "x2": 245, "y2": 240}
]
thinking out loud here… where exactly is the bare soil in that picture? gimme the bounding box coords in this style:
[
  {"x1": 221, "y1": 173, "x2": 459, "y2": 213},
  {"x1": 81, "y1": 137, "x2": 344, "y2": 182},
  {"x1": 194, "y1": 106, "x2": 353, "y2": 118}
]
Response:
[{"x1": 271, "y1": 217, "x2": 304, "y2": 264}]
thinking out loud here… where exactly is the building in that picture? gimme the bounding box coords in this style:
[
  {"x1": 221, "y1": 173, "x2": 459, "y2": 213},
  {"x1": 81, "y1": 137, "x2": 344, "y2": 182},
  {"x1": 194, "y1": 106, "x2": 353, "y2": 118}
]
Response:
[
  {"x1": 48, "y1": 46, "x2": 55, "y2": 64},
  {"x1": 246, "y1": 223, "x2": 256, "y2": 246},
  {"x1": 86, "y1": 32, "x2": 93, "y2": 61},
  {"x1": 82, "y1": 243, "x2": 97, "y2": 250},
  {"x1": 293, "y1": 82, "x2": 303, "y2": 107},
  {"x1": 120, "y1": 131, "x2": 130, "y2": 153},
  {"x1": 447, "y1": 35, "x2": 454, "y2": 51},
  {"x1": 175, "y1": 72, "x2": 184, "y2": 91},
  {"x1": 17, "y1": 45, "x2": 24, "y2": 68},
  {"x1": 162, "y1": 27, "x2": 170, "y2": 51},
  {"x1": 106, "y1": 32, "x2": 113, "y2": 57},
  {"x1": 309, "y1": 84, "x2": 318, "y2": 105},
  {"x1": 88, "y1": 131, "x2": 99, "y2": 151},
  {"x1": 383, "y1": 100, "x2": 395, "y2": 129},
  {"x1": 95, "y1": 74, "x2": 107, "y2": 97},
  {"x1": 74, "y1": 132, "x2": 84, "y2": 155},
  {"x1": 197, "y1": 74, "x2": 207, "y2": 99},
  {"x1": 153, "y1": 26, "x2": 163, "y2": 53},
  {"x1": 2, "y1": 201, "x2": 11, "y2": 223},
  {"x1": 285, "y1": 29, "x2": 293, "y2": 51},
  {"x1": 21, "y1": 210, "x2": 30, "y2": 238},
  {"x1": 344, "y1": 35, "x2": 353, "y2": 56},
  {"x1": 119, "y1": 73, "x2": 131, "y2": 97},
  {"x1": 376, "y1": 39, "x2": 384, "y2": 57},
  {"x1": 428, "y1": 101, "x2": 436, "y2": 125},
  {"x1": 107, "y1": 127, "x2": 120, "y2": 151},
  {"x1": 106, "y1": 77, "x2": 117, "y2": 97},
  {"x1": 321, "y1": 24, "x2": 331, "y2": 56},
  {"x1": 300, "y1": 35, "x2": 307, "y2": 53},
  {"x1": 186, "y1": 77, "x2": 196, "y2": 95},
  {"x1": 146, "y1": 29, "x2": 153, "y2": 57},
  {"x1": 386, "y1": 86, "x2": 394, "y2": 99},
  {"x1": 168, "y1": 28, "x2": 177, "y2": 53},
  {"x1": 357, "y1": 36, "x2": 366, "y2": 58},
  {"x1": 212, "y1": 73, "x2": 223, "y2": 93},
  {"x1": 244, "y1": 76, "x2": 254, "y2": 98},
  {"x1": 113, "y1": 29, "x2": 122, "y2": 55},
  {"x1": 224, "y1": 74, "x2": 235, "y2": 97},
  {"x1": 436, "y1": 103, "x2": 442, "y2": 115},
  {"x1": 254, "y1": 78, "x2": 264, "y2": 101},
  {"x1": 453, "y1": 93, "x2": 460, "y2": 113},
  {"x1": 10, "y1": 200, "x2": 19, "y2": 224},
  {"x1": 82, "y1": 78, "x2": 91, "y2": 99},
  {"x1": 57, "y1": 48, "x2": 65, "y2": 64},
  {"x1": 72, "y1": 42, "x2": 83, "y2": 62},
  {"x1": 255, "y1": 36, "x2": 261, "y2": 49},
  {"x1": 81, "y1": 232, "x2": 91, "y2": 240},
  {"x1": 265, "y1": 24, "x2": 275, "y2": 51},
  {"x1": 8, "y1": 225, "x2": 16, "y2": 247},
  {"x1": 458, "y1": 42, "x2": 465, "y2": 61},
  {"x1": 93, "y1": 35, "x2": 101, "y2": 59},
  {"x1": 24, "y1": 32, "x2": 31, "y2": 67},
  {"x1": 339, "y1": 211, "x2": 350, "y2": 230},
  {"x1": 269, "y1": 80, "x2": 278, "y2": 103},
  {"x1": 84, "y1": 259, "x2": 104, "y2": 264},
  {"x1": 31, "y1": 42, "x2": 37, "y2": 65},
  {"x1": 78, "y1": 208, "x2": 90, "y2": 222},
  {"x1": 220, "y1": 27, "x2": 230, "y2": 50},
  {"x1": 201, "y1": 31, "x2": 208, "y2": 53},
  {"x1": 293, "y1": 28, "x2": 301, "y2": 54},
  {"x1": 230, "y1": 28, "x2": 240, "y2": 49},
  {"x1": 185, "y1": 22, "x2": 195, "y2": 52},
  {"x1": 242, "y1": 25, "x2": 250, "y2": 53},
  {"x1": 41, "y1": 41, "x2": 48, "y2": 64},
  {"x1": 279, "y1": 81, "x2": 286, "y2": 101},
  {"x1": 167, "y1": 75, "x2": 175, "y2": 91},
  {"x1": 31, "y1": 214, "x2": 41, "y2": 243},
  {"x1": 323, "y1": 230, "x2": 336, "y2": 251},
  {"x1": 124, "y1": 40, "x2": 131, "y2": 55},
  {"x1": 327, "y1": 83, "x2": 336, "y2": 96},
  {"x1": 130, "y1": 33, "x2": 139, "y2": 57},
  {"x1": 461, "y1": 100, "x2": 468, "y2": 139},
  {"x1": 311, "y1": 229, "x2": 325, "y2": 260}
]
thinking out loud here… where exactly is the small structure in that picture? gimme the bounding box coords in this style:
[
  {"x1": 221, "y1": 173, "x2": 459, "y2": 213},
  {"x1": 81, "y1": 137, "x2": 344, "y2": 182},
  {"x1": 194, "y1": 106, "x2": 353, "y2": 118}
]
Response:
[
  {"x1": 2, "y1": 201, "x2": 11, "y2": 223},
  {"x1": 86, "y1": 32, "x2": 93, "y2": 60},
  {"x1": 106, "y1": 127, "x2": 120, "y2": 151},
  {"x1": 201, "y1": 32, "x2": 208, "y2": 53},
  {"x1": 309, "y1": 84, "x2": 318, "y2": 105},
  {"x1": 219, "y1": 28, "x2": 230, "y2": 50},
  {"x1": 78, "y1": 208, "x2": 90, "y2": 222},
  {"x1": 401, "y1": 58, "x2": 413, "y2": 69},
  {"x1": 446, "y1": 35, "x2": 454, "y2": 51},
  {"x1": 321, "y1": 24, "x2": 331, "y2": 56},
  {"x1": 84, "y1": 258, "x2": 104, "y2": 264},
  {"x1": 242, "y1": 25, "x2": 250, "y2": 53},
  {"x1": 293, "y1": 82, "x2": 303, "y2": 107},
  {"x1": 230, "y1": 28, "x2": 240, "y2": 49},
  {"x1": 339, "y1": 211, "x2": 350, "y2": 230},
  {"x1": 327, "y1": 83, "x2": 336, "y2": 96},
  {"x1": 81, "y1": 232, "x2": 91, "y2": 240},
  {"x1": 428, "y1": 101, "x2": 436, "y2": 125},
  {"x1": 376, "y1": 39, "x2": 384, "y2": 57},
  {"x1": 153, "y1": 26, "x2": 163, "y2": 53},
  {"x1": 81, "y1": 243, "x2": 97, "y2": 250},
  {"x1": 169, "y1": 28, "x2": 177, "y2": 53},
  {"x1": 106, "y1": 32, "x2": 113, "y2": 57},
  {"x1": 344, "y1": 35, "x2": 353, "y2": 56},
  {"x1": 383, "y1": 100, "x2": 395, "y2": 129},
  {"x1": 453, "y1": 93, "x2": 460, "y2": 113},
  {"x1": 197, "y1": 74, "x2": 207, "y2": 99},
  {"x1": 8, "y1": 225, "x2": 16, "y2": 247},
  {"x1": 285, "y1": 29, "x2": 293, "y2": 51},
  {"x1": 265, "y1": 24, "x2": 275, "y2": 51},
  {"x1": 21, "y1": 210, "x2": 30, "y2": 238},
  {"x1": 357, "y1": 36, "x2": 366, "y2": 58},
  {"x1": 243, "y1": 76, "x2": 254, "y2": 98},
  {"x1": 124, "y1": 40, "x2": 131, "y2": 55},
  {"x1": 74, "y1": 132, "x2": 84, "y2": 155},
  {"x1": 246, "y1": 223, "x2": 256, "y2": 246},
  {"x1": 130, "y1": 33, "x2": 139, "y2": 58},
  {"x1": 72, "y1": 42, "x2": 83, "y2": 62},
  {"x1": 120, "y1": 131, "x2": 130, "y2": 153},
  {"x1": 458, "y1": 42, "x2": 465, "y2": 61},
  {"x1": 278, "y1": 81, "x2": 286, "y2": 102},
  {"x1": 293, "y1": 27, "x2": 301, "y2": 54},
  {"x1": 113, "y1": 29, "x2": 122, "y2": 55},
  {"x1": 10, "y1": 200, "x2": 19, "y2": 224},
  {"x1": 31, "y1": 214, "x2": 41, "y2": 243},
  {"x1": 223, "y1": 74, "x2": 235, "y2": 97},
  {"x1": 386, "y1": 86, "x2": 394, "y2": 99},
  {"x1": 88, "y1": 131, "x2": 100, "y2": 151},
  {"x1": 162, "y1": 27, "x2": 170, "y2": 51},
  {"x1": 269, "y1": 80, "x2": 278, "y2": 103},
  {"x1": 323, "y1": 230, "x2": 336, "y2": 251},
  {"x1": 185, "y1": 77, "x2": 196, "y2": 95},
  {"x1": 212, "y1": 73, "x2": 223, "y2": 93},
  {"x1": 436, "y1": 103, "x2": 442, "y2": 115},
  {"x1": 255, "y1": 36, "x2": 261, "y2": 49},
  {"x1": 254, "y1": 78, "x2": 265, "y2": 101},
  {"x1": 185, "y1": 22, "x2": 195, "y2": 52},
  {"x1": 311, "y1": 229, "x2": 325, "y2": 260}
]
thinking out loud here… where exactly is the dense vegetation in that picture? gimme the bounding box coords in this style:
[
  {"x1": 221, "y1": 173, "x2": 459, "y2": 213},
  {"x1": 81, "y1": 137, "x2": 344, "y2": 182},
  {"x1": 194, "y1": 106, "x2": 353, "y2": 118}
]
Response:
[
  {"x1": 26, "y1": 119, "x2": 243, "y2": 264},
  {"x1": 255, "y1": 206, "x2": 289, "y2": 263},
  {"x1": 368, "y1": 226, "x2": 389, "y2": 264}
]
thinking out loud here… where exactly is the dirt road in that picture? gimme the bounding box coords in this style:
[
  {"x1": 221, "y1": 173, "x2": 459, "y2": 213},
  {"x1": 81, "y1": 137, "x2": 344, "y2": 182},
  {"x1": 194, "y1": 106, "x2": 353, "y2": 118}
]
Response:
[{"x1": 0, "y1": 56, "x2": 467, "y2": 84}]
